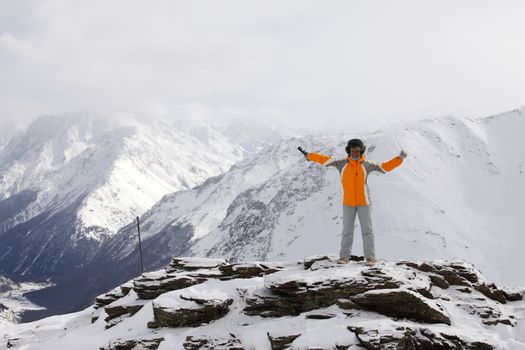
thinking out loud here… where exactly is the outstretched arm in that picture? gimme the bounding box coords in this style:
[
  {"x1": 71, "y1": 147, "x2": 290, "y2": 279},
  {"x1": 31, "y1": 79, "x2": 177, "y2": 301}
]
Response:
[
  {"x1": 306, "y1": 152, "x2": 333, "y2": 166},
  {"x1": 368, "y1": 150, "x2": 407, "y2": 173},
  {"x1": 299, "y1": 146, "x2": 345, "y2": 171}
]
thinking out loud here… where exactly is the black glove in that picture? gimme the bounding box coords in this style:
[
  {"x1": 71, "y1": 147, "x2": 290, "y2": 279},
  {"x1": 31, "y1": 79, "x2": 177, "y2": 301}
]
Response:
[{"x1": 298, "y1": 146, "x2": 309, "y2": 159}]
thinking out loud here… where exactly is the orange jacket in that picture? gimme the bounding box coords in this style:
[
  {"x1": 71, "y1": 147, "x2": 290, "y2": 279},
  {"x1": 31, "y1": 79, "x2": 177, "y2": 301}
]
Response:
[{"x1": 307, "y1": 152, "x2": 403, "y2": 206}]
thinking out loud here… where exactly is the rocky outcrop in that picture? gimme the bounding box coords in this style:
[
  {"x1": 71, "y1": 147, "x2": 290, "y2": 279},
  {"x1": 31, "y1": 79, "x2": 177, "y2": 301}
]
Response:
[
  {"x1": 76, "y1": 256, "x2": 524, "y2": 350},
  {"x1": 183, "y1": 335, "x2": 244, "y2": 350},
  {"x1": 399, "y1": 261, "x2": 523, "y2": 304},
  {"x1": 99, "y1": 338, "x2": 164, "y2": 350},
  {"x1": 103, "y1": 301, "x2": 145, "y2": 328},
  {"x1": 244, "y1": 263, "x2": 402, "y2": 317},
  {"x1": 350, "y1": 324, "x2": 494, "y2": 350},
  {"x1": 94, "y1": 281, "x2": 133, "y2": 309},
  {"x1": 148, "y1": 289, "x2": 233, "y2": 328},
  {"x1": 351, "y1": 289, "x2": 450, "y2": 324},
  {"x1": 267, "y1": 333, "x2": 301, "y2": 350},
  {"x1": 133, "y1": 273, "x2": 207, "y2": 300}
]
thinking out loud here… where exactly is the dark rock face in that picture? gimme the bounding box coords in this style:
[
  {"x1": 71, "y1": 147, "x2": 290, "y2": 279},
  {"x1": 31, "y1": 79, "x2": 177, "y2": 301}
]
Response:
[
  {"x1": 475, "y1": 283, "x2": 508, "y2": 304},
  {"x1": 267, "y1": 333, "x2": 301, "y2": 350},
  {"x1": 218, "y1": 262, "x2": 280, "y2": 279},
  {"x1": 183, "y1": 335, "x2": 244, "y2": 350},
  {"x1": 350, "y1": 325, "x2": 494, "y2": 350},
  {"x1": 245, "y1": 267, "x2": 401, "y2": 317},
  {"x1": 400, "y1": 261, "x2": 522, "y2": 304},
  {"x1": 133, "y1": 274, "x2": 207, "y2": 300},
  {"x1": 104, "y1": 303, "x2": 144, "y2": 328},
  {"x1": 457, "y1": 302, "x2": 515, "y2": 326},
  {"x1": 167, "y1": 257, "x2": 228, "y2": 273},
  {"x1": 351, "y1": 289, "x2": 450, "y2": 325},
  {"x1": 98, "y1": 338, "x2": 164, "y2": 350},
  {"x1": 148, "y1": 294, "x2": 233, "y2": 328},
  {"x1": 94, "y1": 282, "x2": 133, "y2": 309}
]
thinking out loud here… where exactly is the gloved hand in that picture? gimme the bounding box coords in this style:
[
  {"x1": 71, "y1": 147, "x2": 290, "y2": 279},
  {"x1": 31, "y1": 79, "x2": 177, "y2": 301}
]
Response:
[
  {"x1": 298, "y1": 146, "x2": 309, "y2": 160},
  {"x1": 399, "y1": 150, "x2": 407, "y2": 160}
]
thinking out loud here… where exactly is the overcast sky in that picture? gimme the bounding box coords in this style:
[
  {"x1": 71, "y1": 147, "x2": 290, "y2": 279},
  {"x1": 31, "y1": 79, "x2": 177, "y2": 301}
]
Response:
[{"x1": 1, "y1": 0, "x2": 525, "y2": 131}]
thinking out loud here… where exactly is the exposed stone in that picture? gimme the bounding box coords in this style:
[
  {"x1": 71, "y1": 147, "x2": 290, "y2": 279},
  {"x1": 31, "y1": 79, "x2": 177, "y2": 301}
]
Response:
[
  {"x1": 219, "y1": 262, "x2": 280, "y2": 279},
  {"x1": 447, "y1": 263, "x2": 480, "y2": 284},
  {"x1": 503, "y1": 290, "x2": 523, "y2": 302},
  {"x1": 457, "y1": 302, "x2": 515, "y2": 327},
  {"x1": 133, "y1": 274, "x2": 207, "y2": 300},
  {"x1": 183, "y1": 334, "x2": 244, "y2": 350},
  {"x1": 245, "y1": 272, "x2": 400, "y2": 317},
  {"x1": 94, "y1": 282, "x2": 134, "y2": 309},
  {"x1": 98, "y1": 337, "x2": 164, "y2": 350},
  {"x1": 104, "y1": 303, "x2": 144, "y2": 323},
  {"x1": 305, "y1": 312, "x2": 337, "y2": 319},
  {"x1": 148, "y1": 292, "x2": 233, "y2": 328},
  {"x1": 435, "y1": 269, "x2": 471, "y2": 287},
  {"x1": 349, "y1": 325, "x2": 493, "y2": 350},
  {"x1": 475, "y1": 283, "x2": 507, "y2": 304},
  {"x1": 429, "y1": 275, "x2": 449, "y2": 289},
  {"x1": 400, "y1": 261, "x2": 472, "y2": 287},
  {"x1": 166, "y1": 257, "x2": 228, "y2": 273},
  {"x1": 303, "y1": 255, "x2": 332, "y2": 269},
  {"x1": 267, "y1": 333, "x2": 301, "y2": 350},
  {"x1": 336, "y1": 298, "x2": 361, "y2": 310},
  {"x1": 351, "y1": 289, "x2": 450, "y2": 325}
]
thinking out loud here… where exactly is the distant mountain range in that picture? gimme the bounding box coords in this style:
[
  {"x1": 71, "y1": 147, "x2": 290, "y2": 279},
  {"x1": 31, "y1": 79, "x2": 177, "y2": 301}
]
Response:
[
  {"x1": 0, "y1": 111, "x2": 288, "y2": 320},
  {"x1": 1, "y1": 107, "x2": 524, "y2": 322}
]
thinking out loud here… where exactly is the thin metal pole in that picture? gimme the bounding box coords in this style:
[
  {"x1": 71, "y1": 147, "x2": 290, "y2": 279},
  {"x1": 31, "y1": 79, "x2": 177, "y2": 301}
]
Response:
[
  {"x1": 136, "y1": 216, "x2": 144, "y2": 274},
  {"x1": 390, "y1": 131, "x2": 403, "y2": 151}
]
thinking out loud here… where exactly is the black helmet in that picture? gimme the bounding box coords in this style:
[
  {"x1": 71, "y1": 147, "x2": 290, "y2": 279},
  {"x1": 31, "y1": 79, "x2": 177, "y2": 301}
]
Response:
[{"x1": 345, "y1": 138, "x2": 366, "y2": 155}]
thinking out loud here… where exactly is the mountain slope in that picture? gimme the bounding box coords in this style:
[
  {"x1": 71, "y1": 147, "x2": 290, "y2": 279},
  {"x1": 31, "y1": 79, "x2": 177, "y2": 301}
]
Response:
[
  {"x1": 0, "y1": 122, "x2": 24, "y2": 154},
  {"x1": 0, "y1": 275, "x2": 48, "y2": 325},
  {"x1": 1, "y1": 256, "x2": 523, "y2": 349},
  {"x1": 0, "y1": 111, "x2": 287, "y2": 317},
  {"x1": 101, "y1": 107, "x2": 525, "y2": 292}
]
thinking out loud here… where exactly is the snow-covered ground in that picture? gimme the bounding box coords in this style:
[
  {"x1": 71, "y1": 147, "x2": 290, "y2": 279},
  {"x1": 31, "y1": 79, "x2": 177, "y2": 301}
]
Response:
[{"x1": 0, "y1": 256, "x2": 523, "y2": 349}]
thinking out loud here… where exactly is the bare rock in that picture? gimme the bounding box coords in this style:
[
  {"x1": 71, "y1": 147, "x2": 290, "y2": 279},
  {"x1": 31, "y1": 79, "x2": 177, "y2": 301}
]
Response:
[
  {"x1": 351, "y1": 289, "x2": 450, "y2": 325},
  {"x1": 133, "y1": 274, "x2": 207, "y2": 300},
  {"x1": 166, "y1": 257, "x2": 228, "y2": 273},
  {"x1": 349, "y1": 325, "x2": 493, "y2": 350},
  {"x1": 148, "y1": 290, "x2": 233, "y2": 328},
  {"x1": 267, "y1": 333, "x2": 301, "y2": 350},
  {"x1": 183, "y1": 334, "x2": 244, "y2": 350},
  {"x1": 99, "y1": 337, "x2": 164, "y2": 350}
]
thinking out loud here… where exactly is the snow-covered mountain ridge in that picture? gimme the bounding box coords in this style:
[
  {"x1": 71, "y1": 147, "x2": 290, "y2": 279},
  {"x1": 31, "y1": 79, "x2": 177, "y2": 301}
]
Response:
[
  {"x1": 1, "y1": 256, "x2": 524, "y2": 349},
  {"x1": 0, "y1": 111, "x2": 285, "y2": 240},
  {"x1": 0, "y1": 111, "x2": 288, "y2": 318},
  {"x1": 103, "y1": 107, "x2": 525, "y2": 293}
]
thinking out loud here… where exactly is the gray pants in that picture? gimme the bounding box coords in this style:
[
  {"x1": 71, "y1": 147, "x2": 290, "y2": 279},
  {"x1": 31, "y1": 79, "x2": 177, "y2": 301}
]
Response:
[{"x1": 340, "y1": 205, "x2": 375, "y2": 259}]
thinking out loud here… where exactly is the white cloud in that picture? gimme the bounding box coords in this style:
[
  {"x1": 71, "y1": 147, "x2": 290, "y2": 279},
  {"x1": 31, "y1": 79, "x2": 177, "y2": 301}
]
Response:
[{"x1": 1, "y1": 0, "x2": 525, "y2": 131}]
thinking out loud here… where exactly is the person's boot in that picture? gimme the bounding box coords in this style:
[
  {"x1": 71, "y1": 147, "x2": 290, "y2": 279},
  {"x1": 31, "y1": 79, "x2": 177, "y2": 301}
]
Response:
[
  {"x1": 337, "y1": 257, "x2": 349, "y2": 264},
  {"x1": 365, "y1": 258, "x2": 376, "y2": 266}
]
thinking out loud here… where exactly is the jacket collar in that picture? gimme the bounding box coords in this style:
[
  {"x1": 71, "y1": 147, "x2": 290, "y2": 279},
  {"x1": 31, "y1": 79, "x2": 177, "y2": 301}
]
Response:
[{"x1": 347, "y1": 154, "x2": 365, "y2": 164}]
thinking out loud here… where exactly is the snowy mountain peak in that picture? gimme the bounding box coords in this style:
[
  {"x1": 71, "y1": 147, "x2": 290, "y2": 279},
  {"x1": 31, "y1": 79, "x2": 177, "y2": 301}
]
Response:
[
  {"x1": 105, "y1": 108, "x2": 525, "y2": 294},
  {"x1": 0, "y1": 112, "x2": 289, "y2": 302},
  {"x1": 1, "y1": 256, "x2": 523, "y2": 349}
]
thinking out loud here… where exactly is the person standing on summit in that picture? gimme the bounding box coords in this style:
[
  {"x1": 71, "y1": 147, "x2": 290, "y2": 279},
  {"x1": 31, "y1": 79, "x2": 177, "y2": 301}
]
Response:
[{"x1": 300, "y1": 139, "x2": 407, "y2": 266}]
